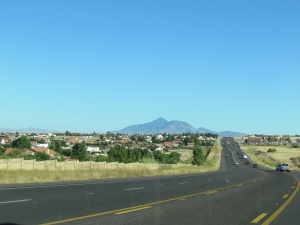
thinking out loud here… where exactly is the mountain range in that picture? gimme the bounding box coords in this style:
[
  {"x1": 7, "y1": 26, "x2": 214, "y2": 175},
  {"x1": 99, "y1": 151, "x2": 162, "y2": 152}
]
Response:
[
  {"x1": 0, "y1": 127, "x2": 57, "y2": 133},
  {"x1": 118, "y1": 118, "x2": 247, "y2": 136},
  {"x1": 0, "y1": 118, "x2": 248, "y2": 136}
]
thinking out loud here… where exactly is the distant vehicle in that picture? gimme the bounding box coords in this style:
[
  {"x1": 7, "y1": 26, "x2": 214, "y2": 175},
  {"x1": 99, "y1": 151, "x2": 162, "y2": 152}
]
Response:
[
  {"x1": 253, "y1": 164, "x2": 257, "y2": 168},
  {"x1": 243, "y1": 155, "x2": 247, "y2": 159},
  {"x1": 245, "y1": 161, "x2": 250, "y2": 165},
  {"x1": 225, "y1": 154, "x2": 228, "y2": 157},
  {"x1": 234, "y1": 162, "x2": 238, "y2": 165},
  {"x1": 276, "y1": 164, "x2": 291, "y2": 172}
]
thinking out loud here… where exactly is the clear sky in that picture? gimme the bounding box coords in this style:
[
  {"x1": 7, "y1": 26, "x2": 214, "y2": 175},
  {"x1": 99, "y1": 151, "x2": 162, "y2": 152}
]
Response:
[{"x1": 1, "y1": 0, "x2": 299, "y2": 135}]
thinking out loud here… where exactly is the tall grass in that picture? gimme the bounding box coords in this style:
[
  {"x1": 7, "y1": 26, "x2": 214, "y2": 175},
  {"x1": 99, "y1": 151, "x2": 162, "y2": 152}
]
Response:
[{"x1": 0, "y1": 164, "x2": 216, "y2": 185}]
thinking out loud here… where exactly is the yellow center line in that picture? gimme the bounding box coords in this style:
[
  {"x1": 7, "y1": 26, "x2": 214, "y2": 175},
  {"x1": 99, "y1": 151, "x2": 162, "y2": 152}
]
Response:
[
  {"x1": 205, "y1": 191, "x2": 218, "y2": 195},
  {"x1": 262, "y1": 176, "x2": 300, "y2": 225},
  {"x1": 251, "y1": 213, "x2": 268, "y2": 223},
  {"x1": 115, "y1": 206, "x2": 152, "y2": 215}
]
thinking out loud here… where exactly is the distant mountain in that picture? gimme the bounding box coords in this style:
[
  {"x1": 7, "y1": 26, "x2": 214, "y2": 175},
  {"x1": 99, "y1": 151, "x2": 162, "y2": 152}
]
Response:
[
  {"x1": 118, "y1": 118, "x2": 248, "y2": 136},
  {"x1": 197, "y1": 127, "x2": 217, "y2": 134},
  {"x1": 218, "y1": 131, "x2": 248, "y2": 137},
  {"x1": 0, "y1": 127, "x2": 56, "y2": 133},
  {"x1": 118, "y1": 118, "x2": 198, "y2": 134}
]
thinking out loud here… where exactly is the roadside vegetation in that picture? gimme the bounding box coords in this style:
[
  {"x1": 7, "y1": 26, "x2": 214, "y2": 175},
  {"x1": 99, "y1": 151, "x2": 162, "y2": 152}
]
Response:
[
  {"x1": 0, "y1": 132, "x2": 222, "y2": 184},
  {"x1": 241, "y1": 145, "x2": 300, "y2": 171}
]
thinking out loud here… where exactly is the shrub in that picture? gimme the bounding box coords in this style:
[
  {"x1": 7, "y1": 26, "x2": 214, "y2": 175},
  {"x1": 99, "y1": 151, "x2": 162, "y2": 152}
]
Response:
[{"x1": 267, "y1": 148, "x2": 277, "y2": 153}]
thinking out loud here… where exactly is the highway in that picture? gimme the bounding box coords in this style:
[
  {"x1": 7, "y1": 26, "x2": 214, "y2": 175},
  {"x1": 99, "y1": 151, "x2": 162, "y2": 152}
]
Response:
[{"x1": 0, "y1": 138, "x2": 299, "y2": 225}]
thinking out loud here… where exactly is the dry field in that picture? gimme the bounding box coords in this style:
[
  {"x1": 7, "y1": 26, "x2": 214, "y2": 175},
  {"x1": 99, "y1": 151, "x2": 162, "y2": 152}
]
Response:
[{"x1": 241, "y1": 145, "x2": 300, "y2": 171}]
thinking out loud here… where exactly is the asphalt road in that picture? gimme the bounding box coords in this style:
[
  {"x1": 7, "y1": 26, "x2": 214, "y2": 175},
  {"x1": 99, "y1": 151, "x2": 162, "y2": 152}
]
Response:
[{"x1": 0, "y1": 138, "x2": 299, "y2": 225}]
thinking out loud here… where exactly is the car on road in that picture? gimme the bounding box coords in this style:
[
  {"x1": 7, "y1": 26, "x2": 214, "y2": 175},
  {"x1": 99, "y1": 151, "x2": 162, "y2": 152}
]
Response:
[
  {"x1": 276, "y1": 164, "x2": 291, "y2": 172},
  {"x1": 245, "y1": 161, "x2": 250, "y2": 165},
  {"x1": 253, "y1": 164, "x2": 257, "y2": 168},
  {"x1": 234, "y1": 162, "x2": 238, "y2": 165}
]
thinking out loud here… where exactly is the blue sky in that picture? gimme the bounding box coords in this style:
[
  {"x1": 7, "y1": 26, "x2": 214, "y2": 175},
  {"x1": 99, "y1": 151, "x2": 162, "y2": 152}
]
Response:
[{"x1": 1, "y1": 0, "x2": 299, "y2": 135}]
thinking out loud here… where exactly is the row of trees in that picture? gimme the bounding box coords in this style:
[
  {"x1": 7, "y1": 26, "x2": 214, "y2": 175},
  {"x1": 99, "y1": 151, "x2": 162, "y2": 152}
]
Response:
[{"x1": 1, "y1": 136, "x2": 211, "y2": 166}]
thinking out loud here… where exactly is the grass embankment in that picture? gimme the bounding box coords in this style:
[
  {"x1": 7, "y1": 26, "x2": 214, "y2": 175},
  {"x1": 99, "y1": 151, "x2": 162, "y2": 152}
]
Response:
[
  {"x1": 241, "y1": 145, "x2": 300, "y2": 171},
  {"x1": 0, "y1": 164, "x2": 217, "y2": 184},
  {"x1": 205, "y1": 139, "x2": 222, "y2": 170},
  {"x1": 0, "y1": 141, "x2": 222, "y2": 185}
]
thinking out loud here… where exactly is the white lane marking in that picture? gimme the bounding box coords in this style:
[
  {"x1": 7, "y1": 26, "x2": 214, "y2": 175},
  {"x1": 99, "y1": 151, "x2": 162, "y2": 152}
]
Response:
[
  {"x1": 125, "y1": 187, "x2": 145, "y2": 191},
  {"x1": 0, "y1": 199, "x2": 32, "y2": 204},
  {"x1": 178, "y1": 182, "x2": 189, "y2": 185}
]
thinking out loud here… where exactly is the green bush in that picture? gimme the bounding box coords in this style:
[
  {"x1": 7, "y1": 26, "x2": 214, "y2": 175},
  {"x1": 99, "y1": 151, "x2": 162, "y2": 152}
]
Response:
[{"x1": 267, "y1": 148, "x2": 277, "y2": 153}]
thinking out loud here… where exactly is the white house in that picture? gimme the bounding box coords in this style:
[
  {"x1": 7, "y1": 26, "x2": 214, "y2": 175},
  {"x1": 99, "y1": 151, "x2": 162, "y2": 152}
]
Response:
[
  {"x1": 34, "y1": 143, "x2": 49, "y2": 148},
  {"x1": 87, "y1": 146, "x2": 101, "y2": 154}
]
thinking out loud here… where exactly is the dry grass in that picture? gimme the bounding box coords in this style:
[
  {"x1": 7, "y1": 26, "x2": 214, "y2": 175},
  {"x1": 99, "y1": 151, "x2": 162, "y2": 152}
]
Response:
[
  {"x1": 205, "y1": 139, "x2": 222, "y2": 170},
  {"x1": 241, "y1": 145, "x2": 300, "y2": 171},
  {"x1": 0, "y1": 140, "x2": 223, "y2": 185},
  {"x1": 0, "y1": 164, "x2": 217, "y2": 185}
]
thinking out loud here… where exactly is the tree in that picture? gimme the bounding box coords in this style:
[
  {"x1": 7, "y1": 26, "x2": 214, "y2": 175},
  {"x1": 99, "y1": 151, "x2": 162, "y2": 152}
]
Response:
[
  {"x1": 49, "y1": 140, "x2": 63, "y2": 153},
  {"x1": 0, "y1": 146, "x2": 5, "y2": 154},
  {"x1": 12, "y1": 136, "x2": 31, "y2": 149},
  {"x1": 72, "y1": 142, "x2": 87, "y2": 161},
  {"x1": 24, "y1": 152, "x2": 50, "y2": 161},
  {"x1": 37, "y1": 139, "x2": 46, "y2": 144},
  {"x1": 192, "y1": 145, "x2": 205, "y2": 165},
  {"x1": 99, "y1": 134, "x2": 104, "y2": 141},
  {"x1": 169, "y1": 152, "x2": 180, "y2": 164}
]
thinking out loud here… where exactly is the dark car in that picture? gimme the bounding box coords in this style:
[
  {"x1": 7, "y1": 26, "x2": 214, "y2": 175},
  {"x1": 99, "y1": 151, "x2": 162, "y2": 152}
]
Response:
[
  {"x1": 245, "y1": 161, "x2": 249, "y2": 165},
  {"x1": 253, "y1": 164, "x2": 257, "y2": 168}
]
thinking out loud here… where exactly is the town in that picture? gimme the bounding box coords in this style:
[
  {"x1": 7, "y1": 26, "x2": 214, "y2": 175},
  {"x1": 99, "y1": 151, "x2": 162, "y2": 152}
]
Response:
[{"x1": 1, "y1": 131, "x2": 299, "y2": 165}]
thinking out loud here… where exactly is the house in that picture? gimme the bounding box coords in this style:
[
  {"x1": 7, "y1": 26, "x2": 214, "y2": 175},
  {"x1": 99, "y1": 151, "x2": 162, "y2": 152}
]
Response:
[
  {"x1": 34, "y1": 143, "x2": 49, "y2": 148},
  {"x1": 156, "y1": 135, "x2": 164, "y2": 140},
  {"x1": 64, "y1": 136, "x2": 85, "y2": 145},
  {"x1": 4, "y1": 148, "x2": 17, "y2": 154},
  {"x1": 245, "y1": 137, "x2": 262, "y2": 145},
  {"x1": 0, "y1": 137, "x2": 9, "y2": 145},
  {"x1": 30, "y1": 147, "x2": 57, "y2": 158},
  {"x1": 87, "y1": 146, "x2": 101, "y2": 154},
  {"x1": 163, "y1": 142, "x2": 179, "y2": 148}
]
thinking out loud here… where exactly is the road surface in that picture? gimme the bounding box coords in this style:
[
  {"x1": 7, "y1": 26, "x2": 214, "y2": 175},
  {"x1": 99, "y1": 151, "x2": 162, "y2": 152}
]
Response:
[{"x1": 0, "y1": 138, "x2": 299, "y2": 225}]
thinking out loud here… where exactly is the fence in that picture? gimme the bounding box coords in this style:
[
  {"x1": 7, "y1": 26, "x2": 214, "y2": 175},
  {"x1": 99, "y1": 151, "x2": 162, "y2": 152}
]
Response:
[{"x1": 0, "y1": 158, "x2": 197, "y2": 171}]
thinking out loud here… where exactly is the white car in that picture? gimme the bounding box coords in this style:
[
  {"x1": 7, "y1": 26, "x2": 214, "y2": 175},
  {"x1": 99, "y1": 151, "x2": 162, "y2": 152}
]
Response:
[{"x1": 234, "y1": 162, "x2": 238, "y2": 165}]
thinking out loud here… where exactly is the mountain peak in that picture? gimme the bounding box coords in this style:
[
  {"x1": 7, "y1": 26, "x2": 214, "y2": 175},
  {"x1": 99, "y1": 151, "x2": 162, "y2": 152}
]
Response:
[
  {"x1": 152, "y1": 117, "x2": 168, "y2": 123},
  {"x1": 119, "y1": 118, "x2": 197, "y2": 134}
]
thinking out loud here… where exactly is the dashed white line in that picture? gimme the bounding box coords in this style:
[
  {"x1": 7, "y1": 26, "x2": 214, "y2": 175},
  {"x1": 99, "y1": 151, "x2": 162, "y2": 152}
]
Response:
[
  {"x1": 125, "y1": 187, "x2": 145, "y2": 191},
  {"x1": 178, "y1": 182, "x2": 189, "y2": 185},
  {"x1": 0, "y1": 199, "x2": 32, "y2": 204}
]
